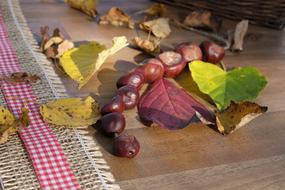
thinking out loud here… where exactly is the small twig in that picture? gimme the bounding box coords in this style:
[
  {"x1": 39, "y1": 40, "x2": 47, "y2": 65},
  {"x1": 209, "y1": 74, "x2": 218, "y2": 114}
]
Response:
[{"x1": 172, "y1": 19, "x2": 231, "y2": 50}]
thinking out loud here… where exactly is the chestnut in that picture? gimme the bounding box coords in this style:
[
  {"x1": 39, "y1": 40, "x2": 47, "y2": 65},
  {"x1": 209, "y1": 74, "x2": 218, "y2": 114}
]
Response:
[
  {"x1": 140, "y1": 58, "x2": 164, "y2": 83},
  {"x1": 113, "y1": 134, "x2": 140, "y2": 158},
  {"x1": 101, "y1": 95, "x2": 125, "y2": 115},
  {"x1": 116, "y1": 70, "x2": 145, "y2": 89},
  {"x1": 175, "y1": 42, "x2": 203, "y2": 62},
  {"x1": 158, "y1": 51, "x2": 186, "y2": 78},
  {"x1": 117, "y1": 85, "x2": 139, "y2": 109},
  {"x1": 101, "y1": 112, "x2": 126, "y2": 137},
  {"x1": 200, "y1": 40, "x2": 225, "y2": 64}
]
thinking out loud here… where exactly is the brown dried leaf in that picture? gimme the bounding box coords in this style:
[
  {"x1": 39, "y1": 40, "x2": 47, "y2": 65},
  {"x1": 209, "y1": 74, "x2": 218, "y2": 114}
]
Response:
[
  {"x1": 139, "y1": 18, "x2": 171, "y2": 39},
  {"x1": 56, "y1": 40, "x2": 74, "y2": 58},
  {"x1": 40, "y1": 27, "x2": 73, "y2": 59},
  {"x1": 183, "y1": 11, "x2": 212, "y2": 29},
  {"x1": 144, "y1": 3, "x2": 167, "y2": 17},
  {"x1": 4, "y1": 72, "x2": 41, "y2": 84},
  {"x1": 40, "y1": 26, "x2": 49, "y2": 52},
  {"x1": 132, "y1": 37, "x2": 160, "y2": 55},
  {"x1": 216, "y1": 101, "x2": 267, "y2": 134},
  {"x1": 231, "y1": 20, "x2": 249, "y2": 51},
  {"x1": 99, "y1": 7, "x2": 134, "y2": 29},
  {"x1": 45, "y1": 46, "x2": 58, "y2": 59},
  {"x1": 44, "y1": 36, "x2": 63, "y2": 51}
]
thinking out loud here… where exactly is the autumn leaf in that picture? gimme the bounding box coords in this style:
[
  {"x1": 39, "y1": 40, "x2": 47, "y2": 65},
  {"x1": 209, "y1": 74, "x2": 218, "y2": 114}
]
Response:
[
  {"x1": 0, "y1": 107, "x2": 30, "y2": 144},
  {"x1": 189, "y1": 60, "x2": 267, "y2": 110},
  {"x1": 131, "y1": 37, "x2": 160, "y2": 55},
  {"x1": 40, "y1": 96, "x2": 100, "y2": 127},
  {"x1": 40, "y1": 27, "x2": 74, "y2": 59},
  {"x1": 216, "y1": 101, "x2": 267, "y2": 134},
  {"x1": 183, "y1": 11, "x2": 213, "y2": 30},
  {"x1": 138, "y1": 78, "x2": 215, "y2": 129},
  {"x1": 231, "y1": 20, "x2": 249, "y2": 51},
  {"x1": 59, "y1": 36, "x2": 128, "y2": 88},
  {"x1": 139, "y1": 18, "x2": 171, "y2": 39},
  {"x1": 99, "y1": 7, "x2": 134, "y2": 29},
  {"x1": 143, "y1": 3, "x2": 167, "y2": 17},
  {"x1": 3, "y1": 72, "x2": 41, "y2": 84},
  {"x1": 65, "y1": 0, "x2": 97, "y2": 17}
]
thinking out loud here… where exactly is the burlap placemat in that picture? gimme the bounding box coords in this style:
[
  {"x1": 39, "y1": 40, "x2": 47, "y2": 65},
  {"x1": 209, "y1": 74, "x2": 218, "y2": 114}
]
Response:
[{"x1": 0, "y1": 0, "x2": 119, "y2": 189}]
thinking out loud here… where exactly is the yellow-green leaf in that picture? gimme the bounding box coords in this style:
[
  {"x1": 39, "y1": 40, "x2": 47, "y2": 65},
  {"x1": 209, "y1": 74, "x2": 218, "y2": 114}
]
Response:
[
  {"x1": 59, "y1": 36, "x2": 128, "y2": 88},
  {"x1": 40, "y1": 96, "x2": 100, "y2": 127},
  {"x1": 190, "y1": 60, "x2": 267, "y2": 110}
]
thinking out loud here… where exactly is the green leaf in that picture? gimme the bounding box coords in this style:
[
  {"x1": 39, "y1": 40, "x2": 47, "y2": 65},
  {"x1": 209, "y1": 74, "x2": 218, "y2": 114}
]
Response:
[{"x1": 189, "y1": 60, "x2": 267, "y2": 110}]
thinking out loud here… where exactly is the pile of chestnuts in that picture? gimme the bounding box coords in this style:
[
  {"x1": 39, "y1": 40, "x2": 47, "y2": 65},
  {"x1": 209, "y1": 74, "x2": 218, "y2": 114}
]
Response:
[{"x1": 97, "y1": 40, "x2": 225, "y2": 158}]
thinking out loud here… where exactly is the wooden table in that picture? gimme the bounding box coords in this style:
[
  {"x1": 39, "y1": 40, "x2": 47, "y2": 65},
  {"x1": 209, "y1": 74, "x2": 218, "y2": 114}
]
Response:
[{"x1": 21, "y1": 0, "x2": 285, "y2": 189}]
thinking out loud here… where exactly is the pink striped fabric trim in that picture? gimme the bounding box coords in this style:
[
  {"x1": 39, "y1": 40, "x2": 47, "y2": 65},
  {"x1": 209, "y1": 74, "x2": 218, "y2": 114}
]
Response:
[{"x1": 0, "y1": 16, "x2": 81, "y2": 190}]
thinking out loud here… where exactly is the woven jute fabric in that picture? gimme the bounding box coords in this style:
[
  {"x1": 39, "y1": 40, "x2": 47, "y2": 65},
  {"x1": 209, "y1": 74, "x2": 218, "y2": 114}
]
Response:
[{"x1": 0, "y1": 0, "x2": 119, "y2": 189}]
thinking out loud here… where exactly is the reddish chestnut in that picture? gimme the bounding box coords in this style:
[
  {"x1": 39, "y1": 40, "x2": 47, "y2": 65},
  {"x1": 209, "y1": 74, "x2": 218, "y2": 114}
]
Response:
[
  {"x1": 116, "y1": 70, "x2": 145, "y2": 89},
  {"x1": 140, "y1": 58, "x2": 164, "y2": 83},
  {"x1": 101, "y1": 95, "x2": 125, "y2": 115},
  {"x1": 200, "y1": 40, "x2": 225, "y2": 64},
  {"x1": 101, "y1": 112, "x2": 126, "y2": 137},
  {"x1": 113, "y1": 134, "x2": 140, "y2": 158},
  {"x1": 158, "y1": 51, "x2": 186, "y2": 78},
  {"x1": 175, "y1": 42, "x2": 203, "y2": 62},
  {"x1": 117, "y1": 85, "x2": 139, "y2": 109}
]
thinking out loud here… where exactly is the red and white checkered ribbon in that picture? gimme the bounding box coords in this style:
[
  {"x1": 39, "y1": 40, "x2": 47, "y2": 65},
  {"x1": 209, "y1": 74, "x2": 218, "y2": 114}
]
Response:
[{"x1": 0, "y1": 16, "x2": 81, "y2": 190}]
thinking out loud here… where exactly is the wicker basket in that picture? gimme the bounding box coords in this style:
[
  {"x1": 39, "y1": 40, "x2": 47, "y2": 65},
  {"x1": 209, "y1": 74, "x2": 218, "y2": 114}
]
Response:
[{"x1": 153, "y1": 0, "x2": 285, "y2": 30}]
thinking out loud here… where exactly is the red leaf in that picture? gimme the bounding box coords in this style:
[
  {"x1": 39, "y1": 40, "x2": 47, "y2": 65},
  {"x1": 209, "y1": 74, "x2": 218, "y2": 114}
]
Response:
[{"x1": 138, "y1": 78, "x2": 215, "y2": 129}]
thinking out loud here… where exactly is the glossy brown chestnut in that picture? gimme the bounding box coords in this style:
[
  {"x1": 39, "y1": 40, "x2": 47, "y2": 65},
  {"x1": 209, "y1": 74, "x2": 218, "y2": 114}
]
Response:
[
  {"x1": 140, "y1": 58, "x2": 164, "y2": 83},
  {"x1": 101, "y1": 95, "x2": 125, "y2": 115},
  {"x1": 116, "y1": 70, "x2": 145, "y2": 89},
  {"x1": 158, "y1": 51, "x2": 186, "y2": 78},
  {"x1": 117, "y1": 85, "x2": 139, "y2": 109},
  {"x1": 113, "y1": 134, "x2": 140, "y2": 158},
  {"x1": 200, "y1": 40, "x2": 225, "y2": 64},
  {"x1": 175, "y1": 42, "x2": 203, "y2": 62},
  {"x1": 101, "y1": 112, "x2": 126, "y2": 137}
]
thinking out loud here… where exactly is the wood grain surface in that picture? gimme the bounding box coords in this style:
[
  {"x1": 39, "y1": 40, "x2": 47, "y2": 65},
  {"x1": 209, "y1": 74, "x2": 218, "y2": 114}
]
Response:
[{"x1": 20, "y1": 0, "x2": 285, "y2": 189}]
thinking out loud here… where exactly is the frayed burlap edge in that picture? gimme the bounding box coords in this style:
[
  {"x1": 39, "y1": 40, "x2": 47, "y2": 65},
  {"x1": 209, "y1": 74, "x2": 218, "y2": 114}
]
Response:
[{"x1": 0, "y1": 0, "x2": 120, "y2": 189}]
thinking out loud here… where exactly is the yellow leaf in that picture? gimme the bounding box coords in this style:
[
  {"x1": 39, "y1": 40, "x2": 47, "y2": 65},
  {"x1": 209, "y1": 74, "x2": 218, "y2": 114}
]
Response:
[
  {"x1": 0, "y1": 126, "x2": 17, "y2": 144},
  {"x1": 0, "y1": 106, "x2": 16, "y2": 126},
  {"x1": 40, "y1": 96, "x2": 100, "y2": 127},
  {"x1": 59, "y1": 36, "x2": 128, "y2": 88},
  {"x1": 0, "y1": 107, "x2": 29, "y2": 144}
]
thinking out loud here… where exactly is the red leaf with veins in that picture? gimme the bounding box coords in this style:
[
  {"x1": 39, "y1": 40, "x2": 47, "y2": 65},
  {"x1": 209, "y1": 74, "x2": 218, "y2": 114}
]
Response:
[{"x1": 138, "y1": 78, "x2": 215, "y2": 129}]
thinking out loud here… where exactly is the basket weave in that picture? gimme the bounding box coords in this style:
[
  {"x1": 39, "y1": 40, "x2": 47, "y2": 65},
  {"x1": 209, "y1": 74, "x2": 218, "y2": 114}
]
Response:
[{"x1": 154, "y1": 0, "x2": 285, "y2": 30}]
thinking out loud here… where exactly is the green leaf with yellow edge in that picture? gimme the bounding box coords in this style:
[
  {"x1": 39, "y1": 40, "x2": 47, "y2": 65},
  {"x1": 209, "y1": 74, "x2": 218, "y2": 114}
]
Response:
[
  {"x1": 189, "y1": 60, "x2": 267, "y2": 110},
  {"x1": 59, "y1": 36, "x2": 128, "y2": 88},
  {"x1": 216, "y1": 101, "x2": 267, "y2": 134},
  {"x1": 40, "y1": 96, "x2": 100, "y2": 127}
]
